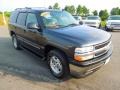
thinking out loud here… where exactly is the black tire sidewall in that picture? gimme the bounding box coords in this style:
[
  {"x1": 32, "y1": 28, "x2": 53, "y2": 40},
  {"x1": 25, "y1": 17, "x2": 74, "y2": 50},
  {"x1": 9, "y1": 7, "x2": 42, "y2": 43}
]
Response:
[
  {"x1": 47, "y1": 50, "x2": 69, "y2": 78},
  {"x1": 12, "y1": 35, "x2": 21, "y2": 49}
]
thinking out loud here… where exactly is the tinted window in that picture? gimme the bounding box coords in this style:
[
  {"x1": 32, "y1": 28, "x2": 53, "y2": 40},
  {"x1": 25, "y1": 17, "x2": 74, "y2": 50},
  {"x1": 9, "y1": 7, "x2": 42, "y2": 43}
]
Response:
[
  {"x1": 10, "y1": 11, "x2": 19, "y2": 23},
  {"x1": 108, "y1": 16, "x2": 120, "y2": 20},
  {"x1": 17, "y1": 13, "x2": 27, "y2": 26},
  {"x1": 26, "y1": 13, "x2": 38, "y2": 25}
]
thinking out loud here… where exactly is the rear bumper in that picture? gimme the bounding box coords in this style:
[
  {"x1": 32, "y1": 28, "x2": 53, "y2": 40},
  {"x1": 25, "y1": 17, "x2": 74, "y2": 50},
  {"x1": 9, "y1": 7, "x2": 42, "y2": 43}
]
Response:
[{"x1": 69, "y1": 48, "x2": 112, "y2": 77}]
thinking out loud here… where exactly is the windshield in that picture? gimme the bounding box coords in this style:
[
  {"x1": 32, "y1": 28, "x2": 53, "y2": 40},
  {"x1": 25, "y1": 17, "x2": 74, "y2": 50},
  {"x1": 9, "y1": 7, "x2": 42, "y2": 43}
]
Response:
[
  {"x1": 108, "y1": 16, "x2": 120, "y2": 20},
  {"x1": 41, "y1": 11, "x2": 78, "y2": 29},
  {"x1": 87, "y1": 16, "x2": 99, "y2": 20},
  {"x1": 74, "y1": 16, "x2": 81, "y2": 20}
]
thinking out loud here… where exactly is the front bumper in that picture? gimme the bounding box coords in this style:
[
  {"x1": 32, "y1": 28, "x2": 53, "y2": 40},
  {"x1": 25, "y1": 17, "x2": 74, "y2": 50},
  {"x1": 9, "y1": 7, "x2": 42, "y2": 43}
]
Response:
[
  {"x1": 107, "y1": 25, "x2": 120, "y2": 30},
  {"x1": 85, "y1": 24, "x2": 99, "y2": 28},
  {"x1": 69, "y1": 47, "x2": 112, "y2": 77}
]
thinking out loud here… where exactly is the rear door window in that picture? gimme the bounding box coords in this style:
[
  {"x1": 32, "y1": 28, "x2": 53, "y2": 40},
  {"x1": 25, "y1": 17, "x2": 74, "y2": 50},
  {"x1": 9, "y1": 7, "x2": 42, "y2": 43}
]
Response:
[{"x1": 16, "y1": 13, "x2": 27, "y2": 26}]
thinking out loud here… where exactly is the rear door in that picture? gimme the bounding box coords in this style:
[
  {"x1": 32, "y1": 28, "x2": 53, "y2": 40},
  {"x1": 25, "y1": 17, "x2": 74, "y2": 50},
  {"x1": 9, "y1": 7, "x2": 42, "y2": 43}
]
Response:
[{"x1": 15, "y1": 12, "x2": 27, "y2": 43}]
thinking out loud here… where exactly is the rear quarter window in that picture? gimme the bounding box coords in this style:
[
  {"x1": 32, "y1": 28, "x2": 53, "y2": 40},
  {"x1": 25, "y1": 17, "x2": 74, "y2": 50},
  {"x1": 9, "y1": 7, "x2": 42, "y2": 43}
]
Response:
[
  {"x1": 10, "y1": 11, "x2": 19, "y2": 23},
  {"x1": 16, "y1": 12, "x2": 27, "y2": 26}
]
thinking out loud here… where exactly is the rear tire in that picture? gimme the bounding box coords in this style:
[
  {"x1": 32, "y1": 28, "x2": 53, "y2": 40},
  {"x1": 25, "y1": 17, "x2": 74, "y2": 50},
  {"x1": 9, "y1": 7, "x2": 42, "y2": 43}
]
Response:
[
  {"x1": 47, "y1": 50, "x2": 70, "y2": 78},
  {"x1": 12, "y1": 34, "x2": 21, "y2": 50}
]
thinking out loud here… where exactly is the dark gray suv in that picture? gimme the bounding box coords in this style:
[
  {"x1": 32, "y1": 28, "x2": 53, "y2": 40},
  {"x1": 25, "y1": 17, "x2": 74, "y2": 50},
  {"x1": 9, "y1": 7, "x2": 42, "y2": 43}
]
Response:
[{"x1": 8, "y1": 7, "x2": 112, "y2": 78}]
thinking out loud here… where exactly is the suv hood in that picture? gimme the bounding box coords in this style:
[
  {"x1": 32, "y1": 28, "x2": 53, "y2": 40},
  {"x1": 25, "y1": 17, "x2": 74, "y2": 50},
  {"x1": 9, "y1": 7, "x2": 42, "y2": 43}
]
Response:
[{"x1": 47, "y1": 25, "x2": 111, "y2": 47}]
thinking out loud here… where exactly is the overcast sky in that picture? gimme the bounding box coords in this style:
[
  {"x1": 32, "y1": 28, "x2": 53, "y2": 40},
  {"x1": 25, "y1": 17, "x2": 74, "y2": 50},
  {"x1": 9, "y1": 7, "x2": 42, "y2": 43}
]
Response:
[{"x1": 0, "y1": 0, "x2": 120, "y2": 12}]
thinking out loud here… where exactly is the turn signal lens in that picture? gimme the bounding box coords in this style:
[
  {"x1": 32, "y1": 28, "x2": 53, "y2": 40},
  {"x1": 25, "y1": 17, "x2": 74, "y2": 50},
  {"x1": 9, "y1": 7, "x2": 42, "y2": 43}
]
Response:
[{"x1": 74, "y1": 54, "x2": 94, "y2": 61}]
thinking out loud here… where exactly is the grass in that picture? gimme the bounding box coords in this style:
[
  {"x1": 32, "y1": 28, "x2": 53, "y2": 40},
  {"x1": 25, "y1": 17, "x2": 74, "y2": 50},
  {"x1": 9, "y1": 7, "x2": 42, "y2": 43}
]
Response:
[
  {"x1": 5, "y1": 16, "x2": 9, "y2": 25},
  {"x1": 0, "y1": 14, "x2": 4, "y2": 26},
  {"x1": 0, "y1": 14, "x2": 9, "y2": 26}
]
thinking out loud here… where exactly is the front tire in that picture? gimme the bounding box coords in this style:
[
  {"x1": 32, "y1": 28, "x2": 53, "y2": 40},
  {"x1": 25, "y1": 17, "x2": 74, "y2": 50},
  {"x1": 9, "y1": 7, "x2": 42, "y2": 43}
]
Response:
[
  {"x1": 47, "y1": 50, "x2": 70, "y2": 78},
  {"x1": 12, "y1": 34, "x2": 21, "y2": 50}
]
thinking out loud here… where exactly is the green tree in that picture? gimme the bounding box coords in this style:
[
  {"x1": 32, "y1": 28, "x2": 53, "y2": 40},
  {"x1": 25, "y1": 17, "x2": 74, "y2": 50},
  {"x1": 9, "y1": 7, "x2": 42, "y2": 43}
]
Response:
[
  {"x1": 111, "y1": 7, "x2": 120, "y2": 15},
  {"x1": 92, "y1": 10, "x2": 98, "y2": 16},
  {"x1": 0, "y1": 11, "x2": 2, "y2": 14},
  {"x1": 4, "y1": 11, "x2": 11, "y2": 17},
  {"x1": 99, "y1": 10, "x2": 109, "y2": 20},
  {"x1": 64, "y1": 6, "x2": 69, "y2": 12},
  {"x1": 48, "y1": 5, "x2": 52, "y2": 9},
  {"x1": 76, "y1": 5, "x2": 83, "y2": 15},
  {"x1": 64, "y1": 5, "x2": 75, "y2": 15},
  {"x1": 82, "y1": 6, "x2": 89, "y2": 16},
  {"x1": 53, "y1": 3, "x2": 60, "y2": 9},
  {"x1": 70, "y1": 5, "x2": 75, "y2": 15}
]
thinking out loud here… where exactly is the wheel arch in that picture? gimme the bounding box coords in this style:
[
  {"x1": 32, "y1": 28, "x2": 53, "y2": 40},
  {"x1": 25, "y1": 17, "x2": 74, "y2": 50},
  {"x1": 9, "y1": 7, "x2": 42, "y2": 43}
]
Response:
[
  {"x1": 10, "y1": 31, "x2": 15, "y2": 36},
  {"x1": 44, "y1": 45, "x2": 69, "y2": 61}
]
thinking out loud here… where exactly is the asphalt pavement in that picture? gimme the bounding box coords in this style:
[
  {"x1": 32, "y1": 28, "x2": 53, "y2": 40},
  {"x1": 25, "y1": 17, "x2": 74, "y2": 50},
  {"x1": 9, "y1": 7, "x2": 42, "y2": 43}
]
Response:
[{"x1": 0, "y1": 26, "x2": 120, "y2": 90}]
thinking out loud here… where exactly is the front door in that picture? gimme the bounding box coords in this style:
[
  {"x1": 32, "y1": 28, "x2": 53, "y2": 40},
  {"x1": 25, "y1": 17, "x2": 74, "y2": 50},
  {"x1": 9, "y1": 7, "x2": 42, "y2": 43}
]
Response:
[{"x1": 23, "y1": 13, "x2": 41, "y2": 54}]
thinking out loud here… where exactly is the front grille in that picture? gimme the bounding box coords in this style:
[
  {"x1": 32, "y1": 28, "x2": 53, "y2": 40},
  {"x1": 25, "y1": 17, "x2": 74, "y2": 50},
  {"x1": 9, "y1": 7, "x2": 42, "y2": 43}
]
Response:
[
  {"x1": 111, "y1": 24, "x2": 120, "y2": 27},
  {"x1": 111, "y1": 22, "x2": 120, "y2": 26},
  {"x1": 85, "y1": 22, "x2": 96, "y2": 24},
  {"x1": 112, "y1": 24, "x2": 120, "y2": 25},
  {"x1": 95, "y1": 41, "x2": 109, "y2": 50},
  {"x1": 94, "y1": 41, "x2": 111, "y2": 57},
  {"x1": 95, "y1": 50, "x2": 107, "y2": 57}
]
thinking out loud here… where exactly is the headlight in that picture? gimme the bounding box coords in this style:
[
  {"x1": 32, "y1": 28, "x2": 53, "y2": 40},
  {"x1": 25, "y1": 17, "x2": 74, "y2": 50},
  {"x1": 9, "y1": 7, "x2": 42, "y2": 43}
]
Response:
[
  {"x1": 74, "y1": 46, "x2": 94, "y2": 61},
  {"x1": 96, "y1": 22, "x2": 100, "y2": 25}
]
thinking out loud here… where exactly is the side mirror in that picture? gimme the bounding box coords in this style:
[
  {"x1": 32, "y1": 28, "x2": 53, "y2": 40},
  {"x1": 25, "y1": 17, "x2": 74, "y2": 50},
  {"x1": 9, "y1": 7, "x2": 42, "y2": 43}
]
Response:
[
  {"x1": 79, "y1": 21, "x2": 83, "y2": 25},
  {"x1": 27, "y1": 23, "x2": 40, "y2": 29}
]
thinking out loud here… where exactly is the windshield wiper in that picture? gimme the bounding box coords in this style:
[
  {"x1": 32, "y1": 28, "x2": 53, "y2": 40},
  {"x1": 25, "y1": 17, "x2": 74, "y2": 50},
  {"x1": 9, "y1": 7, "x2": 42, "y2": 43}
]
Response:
[{"x1": 65, "y1": 23, "x2": 79, "y2": 27}]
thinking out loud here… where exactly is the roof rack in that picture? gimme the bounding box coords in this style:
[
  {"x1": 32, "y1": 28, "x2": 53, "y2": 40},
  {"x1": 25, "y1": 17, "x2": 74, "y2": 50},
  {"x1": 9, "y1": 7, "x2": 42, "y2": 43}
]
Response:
[
  {"x1": 15, "y1": 7, "x2": 47, "y2": 11},
  {"x1": 30, "y1": 7, "x2": 47, "y2": 10},
  {"x1": 15, "y1": 7, "x2": 30, "y2": 10}
]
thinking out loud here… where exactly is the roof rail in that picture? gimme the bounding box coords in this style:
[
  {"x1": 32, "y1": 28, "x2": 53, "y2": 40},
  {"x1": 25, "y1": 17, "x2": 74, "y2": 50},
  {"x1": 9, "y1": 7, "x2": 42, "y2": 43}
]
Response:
[
  {"x1": 30, "y1": 7, "x2": 47, "y2": 10},
  {"x1": 15, "y1": 7, "x2": 31, "y2": 10},
  {"x1": 15, "y1": 7, "x2": 47, "y2": 11}
]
